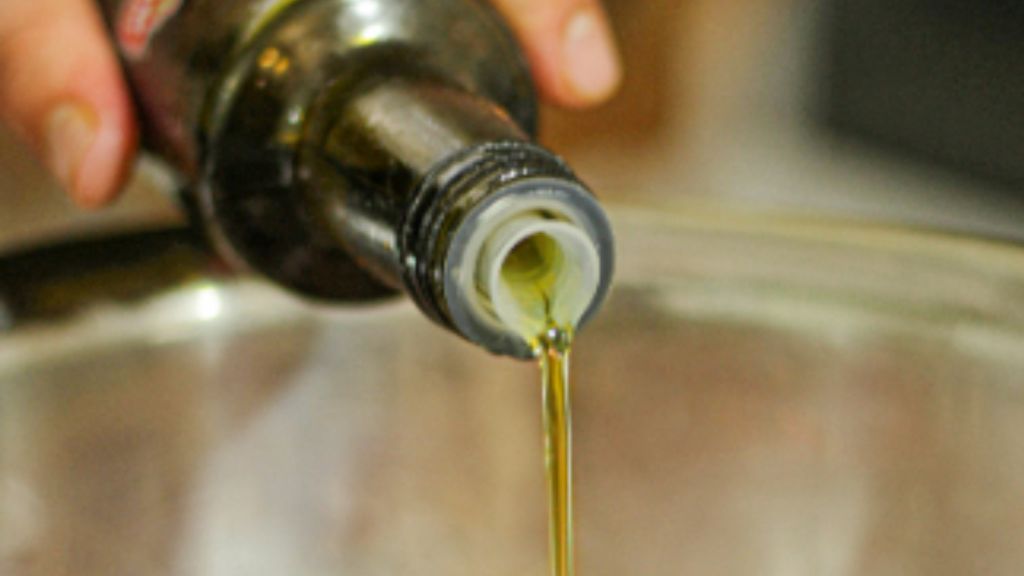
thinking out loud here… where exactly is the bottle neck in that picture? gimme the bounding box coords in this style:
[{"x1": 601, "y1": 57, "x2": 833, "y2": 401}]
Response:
[
  {"x1": 303, "y1": 73, "x2": 613, "y2": 357},
  {"x1": 324, "y1": 75, "x2": 529, "y2": 178},
  {"x1": 300, "y1": 65, "x2": 527, "y2": 286}
]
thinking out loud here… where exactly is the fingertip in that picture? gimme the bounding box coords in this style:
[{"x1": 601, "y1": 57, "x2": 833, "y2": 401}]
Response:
[
  {"x1": 52, "y1": 29, "x2": 138, "y2": 208},
  {"x1": 68, "y1": 93, "x2": 138, "y2": 209},
  {"x1": 42, "y1": 85, "x2": 137, "y2": 209},
  {"x1": 495, "y1": 1, "x2": 622, "y2": 109},
  {"x1": 0, "y1": 2, "x2": 137, "y2": 208},
  {"x1": 558, "y1": 7, "x2": 622, "y2": 106}
]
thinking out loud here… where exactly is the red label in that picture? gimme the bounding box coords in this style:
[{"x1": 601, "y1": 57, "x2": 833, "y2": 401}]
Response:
[{"x1": 116, "y1": 0, "x2": 183, "y2": 59}]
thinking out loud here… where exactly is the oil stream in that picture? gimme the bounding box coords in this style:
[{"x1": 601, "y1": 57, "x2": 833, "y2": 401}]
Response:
[
  {"x1": 538, "y1": 327, "x2": 574, "y2": 576},
  {"x1": 499, "y1": 230, "x2": 581, "y2": 576}
]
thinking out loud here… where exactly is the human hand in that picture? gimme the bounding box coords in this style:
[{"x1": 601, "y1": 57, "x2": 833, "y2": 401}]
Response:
[{"x1": 0, "y1": 0, "x2": 621, "y2": 208}]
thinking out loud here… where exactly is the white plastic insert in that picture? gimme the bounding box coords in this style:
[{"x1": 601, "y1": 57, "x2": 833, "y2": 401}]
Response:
[{"x1": 475, "y1": 213, "x2": 601, "y2": 342}]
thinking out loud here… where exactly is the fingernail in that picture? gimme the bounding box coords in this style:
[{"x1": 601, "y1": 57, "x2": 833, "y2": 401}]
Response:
[
  {"x1": 561, "y1": 7, "x2": 622, "y2": 102},
  {"x1": 45, "y1": 103, "x2": 98, "y2": 196}
]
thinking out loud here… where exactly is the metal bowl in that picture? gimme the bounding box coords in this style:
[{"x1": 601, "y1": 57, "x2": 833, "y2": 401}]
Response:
[{"x1": 3, "y1": 208, "x2": 1024, "y2": 575}]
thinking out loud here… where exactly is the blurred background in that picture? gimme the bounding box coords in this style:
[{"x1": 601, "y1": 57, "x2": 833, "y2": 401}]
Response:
[
  {"x1": 544, "y1": 0, "x2": 1024, "y2": 238},
  {"x1": 4, "y1": 0, "x2": 1022, "y2": 249}
]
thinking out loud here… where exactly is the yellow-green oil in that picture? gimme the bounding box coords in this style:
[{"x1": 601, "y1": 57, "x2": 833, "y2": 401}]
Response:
[
  {"x1": 537, "y1": 328, "x2": 573, "y2": 576},
  {"x1": 500, "y1": 234, "x2": 577, "y2": 576}
]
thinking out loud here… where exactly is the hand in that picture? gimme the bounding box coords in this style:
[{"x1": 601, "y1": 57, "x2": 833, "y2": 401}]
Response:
[{"x1": 0, "y1": 0, "x2": 622, "y2": 208}]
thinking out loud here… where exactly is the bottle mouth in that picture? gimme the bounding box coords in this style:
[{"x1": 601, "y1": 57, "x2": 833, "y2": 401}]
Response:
[
  {"x1": 473, "y1": 206, "x2": 600, "y2": 347},
  {"x1": 399, "y1": 141, "x2": 614, "y2": 359},
  {"x1": 442, "y1": 179, "x2": 614, "y2": 358}
]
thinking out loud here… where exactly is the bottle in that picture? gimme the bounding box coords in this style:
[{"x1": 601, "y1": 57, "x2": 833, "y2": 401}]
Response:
[{"x1": 98, "y1": 0, "x2": 614, "y2": 358}]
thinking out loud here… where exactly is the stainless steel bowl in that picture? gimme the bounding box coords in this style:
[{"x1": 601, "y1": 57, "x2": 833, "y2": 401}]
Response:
[{"x1": 3, "y1": 208, "x2": 1024, "y2": 576}]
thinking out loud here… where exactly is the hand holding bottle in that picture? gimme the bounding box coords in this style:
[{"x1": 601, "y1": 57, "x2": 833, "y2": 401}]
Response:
[{"x1": 0, "y1": 0, "x2": 622, "y2": 207}]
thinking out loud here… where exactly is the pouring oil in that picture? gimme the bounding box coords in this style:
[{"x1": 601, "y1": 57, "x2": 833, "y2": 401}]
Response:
[
  {"x1": 537, "y1": 326, "x2": 574, "y2": 576},
  {"x1": 499, "y1": 233, "x2": 581, "y2": 576}
]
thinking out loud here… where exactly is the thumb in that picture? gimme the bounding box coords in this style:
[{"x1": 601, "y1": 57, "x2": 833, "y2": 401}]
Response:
[{"x1": 0, "y1": 0, "x2": 137, "y2": 208}]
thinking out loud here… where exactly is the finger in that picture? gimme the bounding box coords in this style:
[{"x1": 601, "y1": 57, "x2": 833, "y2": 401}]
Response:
[
  {"x1": 0, "y1": 0, "x2": 137, "y2": 208},
  {"x1": 490, "y1": 0, "x2": 622, "y2": 108}
]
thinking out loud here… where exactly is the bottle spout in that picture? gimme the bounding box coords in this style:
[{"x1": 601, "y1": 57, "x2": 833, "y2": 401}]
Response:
[
  {"x1": 399, "y1": 141, "x2": 614, "y2": 359},
  {"x1": 472, "y1": 203, "x2": 601, "y2": 346}
]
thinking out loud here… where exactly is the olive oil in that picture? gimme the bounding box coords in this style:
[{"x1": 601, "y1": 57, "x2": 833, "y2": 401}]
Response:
[
  {"x1": 538, "y1": 327, "x2": 574, "y2": 576},
  {"x1": 500, "y1": 234, "x2": 580, "y2": 576}
]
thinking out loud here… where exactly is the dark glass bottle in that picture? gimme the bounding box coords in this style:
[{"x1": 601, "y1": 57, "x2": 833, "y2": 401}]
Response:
[{"x1": 98, "y1": 0, "x2": 614, "y2": 358}]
